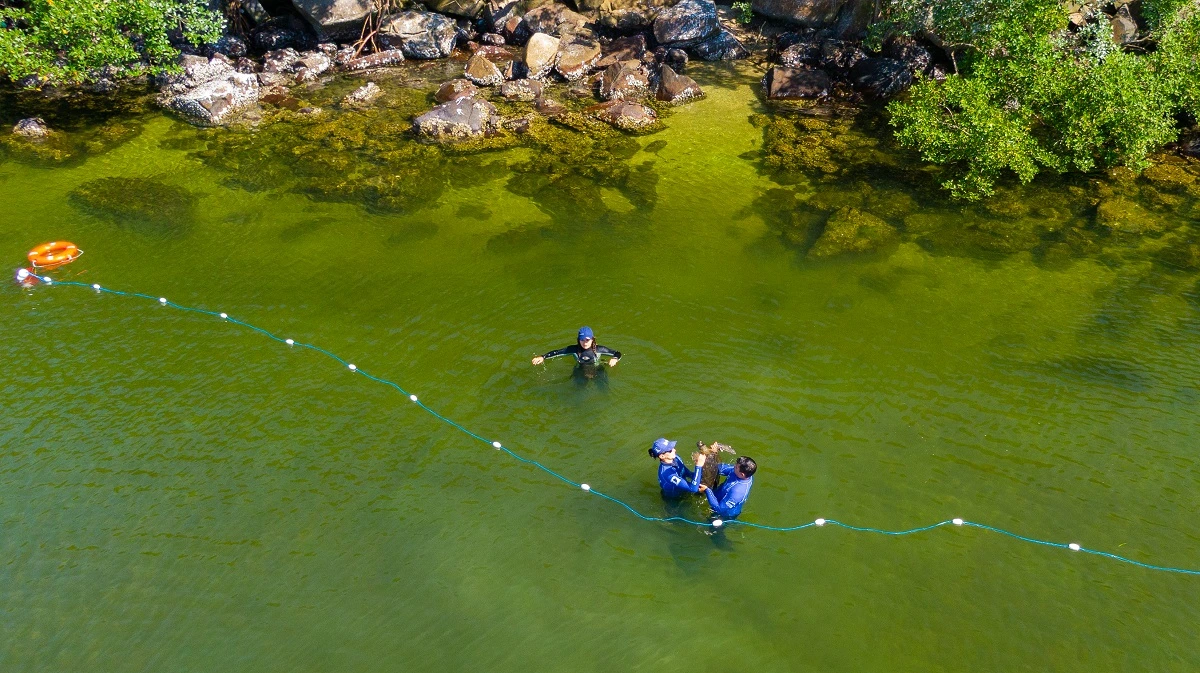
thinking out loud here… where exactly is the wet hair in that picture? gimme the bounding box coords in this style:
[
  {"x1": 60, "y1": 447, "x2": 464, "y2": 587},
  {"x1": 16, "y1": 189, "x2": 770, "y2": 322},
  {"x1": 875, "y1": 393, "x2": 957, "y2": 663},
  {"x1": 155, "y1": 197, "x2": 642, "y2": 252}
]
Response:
[{"x1": 735, "y1": 456, "x2": 757, "y2": 477}]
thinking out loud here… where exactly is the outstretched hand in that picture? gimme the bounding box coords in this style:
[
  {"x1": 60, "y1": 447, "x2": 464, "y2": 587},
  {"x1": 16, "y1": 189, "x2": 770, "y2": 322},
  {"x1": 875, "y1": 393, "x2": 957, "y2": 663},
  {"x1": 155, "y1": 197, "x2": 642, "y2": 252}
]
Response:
[
  {"x1": 695, "y1": 453, "x2": 707, "y2": 467},
  {"x1": 531, "y1": 356, "x2": 545, "y2": 365},
  {"x1": 698, "y1": 484, "x2": 708, "y2": 492},
  {"x1": 608, "y1": 357, "x2": 619, "y2": 368}
]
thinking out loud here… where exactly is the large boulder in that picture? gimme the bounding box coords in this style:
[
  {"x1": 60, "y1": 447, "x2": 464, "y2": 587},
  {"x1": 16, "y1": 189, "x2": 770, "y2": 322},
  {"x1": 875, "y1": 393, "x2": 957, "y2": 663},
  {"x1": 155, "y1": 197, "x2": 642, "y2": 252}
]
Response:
[
  {"x1": 291, "y1": 0, "x2": 375, "y2": 40},
  {"x1": 653, "y1": 0, "x2": 720, "y2": 45},
  {"x1": 524, "y1": 32, "x2": 561, "y2": 78},
  {"x1": 596, "y1": 34, "x2": 650, "y2": 68},
  {"x1": 850, "y1": 57, "x2": 912, "y2": 100},
  {"x1": 763, "y1": 66, "x2": 831, "y2": 99},
  {"x1": 435, "y1": 78, "x2": 478, "y2": 102},
  {"x1": 521, "y1": 4, "x2": 589, "y2": 36},
  {"x1": 161, "y1": 73, "x2": 260, "y2": 126},
  {"x1": 159, "y1": 54, "x2": 234, "y2": 94},
  {"x1": 808, "y1": 207, "x2": 897, "y2": 258},
  {"x1": 599, "y1": 62, "x2": 650, "y2": 101},
  {"x1": 555, "y1": 35, "x2": 602, "y2": 80},
  {"x1": 426, "y1": 0, "x2": 487, "y2": 19},
  {"x1": 656, "y1": 64, "x2": 703, "y2": 104},
  {"x1": 1095, "y1": 197, "x2": 1166, "y2": 235},
  {"x1": 12, "y1": 118, "x2": 50, "y2": 138},
  {"x1": 413, "y1": 96, "x2": 500, "y2": 139},
  {"x1": 751, "y1": 0, "x2": 873, "y2": 36},
  {"x1": 379, "y1": 10, "x2": 458, "y2": 59},
  {"x1": 690, "y1": 30, "x2": 749, "y2": 60},
  {"x1": 464, "y1": 53, "x2": 505, "y2": 85}
]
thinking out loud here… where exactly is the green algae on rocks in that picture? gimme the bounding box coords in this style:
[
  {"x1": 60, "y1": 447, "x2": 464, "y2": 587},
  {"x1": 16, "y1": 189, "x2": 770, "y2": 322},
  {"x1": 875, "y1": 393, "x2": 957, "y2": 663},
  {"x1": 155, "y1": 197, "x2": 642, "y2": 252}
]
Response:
[{"x1": 69, "y1": 177, "x2": 198, "y2": 236}]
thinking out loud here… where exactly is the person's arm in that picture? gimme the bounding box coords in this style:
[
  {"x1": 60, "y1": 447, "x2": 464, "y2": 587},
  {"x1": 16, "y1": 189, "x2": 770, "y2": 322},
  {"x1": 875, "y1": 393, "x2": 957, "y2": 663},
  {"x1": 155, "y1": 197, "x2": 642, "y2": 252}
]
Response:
[
  {"x1": 596, "y1": 344, "x2": 622, "y2": 367},
  {"x1": 667, "y1": 461, "x2": 701, "y2": 494},
  {"x1": 717, "y1": 463, "x2": 736, "y2": 477},
  {"x1": 708, "y1": 479, "x2": 750, "y2": 518},
  {"x1": 532, "y1": 345, "x2": 578, "y2": 365}
]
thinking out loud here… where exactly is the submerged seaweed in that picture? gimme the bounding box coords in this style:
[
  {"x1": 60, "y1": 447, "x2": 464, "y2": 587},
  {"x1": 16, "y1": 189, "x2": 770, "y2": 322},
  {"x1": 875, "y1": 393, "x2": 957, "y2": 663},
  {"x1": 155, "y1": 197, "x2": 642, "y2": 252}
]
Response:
[{"x1": 69, "y1": 176, "x2": 198, "y2": 236}]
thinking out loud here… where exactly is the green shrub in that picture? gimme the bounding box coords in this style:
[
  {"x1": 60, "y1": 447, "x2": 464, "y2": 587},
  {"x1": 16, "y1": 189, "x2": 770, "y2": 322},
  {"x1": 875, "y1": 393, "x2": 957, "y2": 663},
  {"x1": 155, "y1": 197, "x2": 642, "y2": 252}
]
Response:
[{"x1": 0, "y1": 0, "x2": 225, "y2": 85}]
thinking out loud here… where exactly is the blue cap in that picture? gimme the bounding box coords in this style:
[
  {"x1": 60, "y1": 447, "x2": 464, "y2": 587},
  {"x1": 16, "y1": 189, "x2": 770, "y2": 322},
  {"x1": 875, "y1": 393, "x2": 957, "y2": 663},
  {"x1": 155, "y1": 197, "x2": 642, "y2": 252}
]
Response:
[
  {"x1": 578, "y1": 326, "x2": 594, "y2": 341},
  {"x1": 649, "y1": 438, "x2": 677, "y2": 457}
]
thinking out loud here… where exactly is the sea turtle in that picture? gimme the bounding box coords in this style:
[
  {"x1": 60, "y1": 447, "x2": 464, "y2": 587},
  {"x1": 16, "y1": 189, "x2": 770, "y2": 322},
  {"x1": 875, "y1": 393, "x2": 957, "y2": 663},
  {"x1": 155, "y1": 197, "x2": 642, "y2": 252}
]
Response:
[{"x1": 693, "y1": 441, "x2": 736, "y2": 488}]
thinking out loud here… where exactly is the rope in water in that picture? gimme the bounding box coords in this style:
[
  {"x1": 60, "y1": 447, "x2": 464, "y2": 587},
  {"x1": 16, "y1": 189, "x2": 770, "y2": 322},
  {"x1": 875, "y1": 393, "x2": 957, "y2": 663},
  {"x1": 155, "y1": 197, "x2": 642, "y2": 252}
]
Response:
[{"x1": 34, "y1": 276, "x2": 1200, "y2": 577}]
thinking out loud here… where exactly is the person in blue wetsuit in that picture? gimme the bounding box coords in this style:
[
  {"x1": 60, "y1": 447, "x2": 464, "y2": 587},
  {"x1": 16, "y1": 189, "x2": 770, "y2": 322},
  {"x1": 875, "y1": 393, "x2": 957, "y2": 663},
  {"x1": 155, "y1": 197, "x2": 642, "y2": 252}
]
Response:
[
  {"x1": 649, "y1": 437, "x2": 706, "y2": 499},
  {"x1": 530, "y1": 326, "x2": 622, "y2": 368},
  {"x1": 700, "y1": 456, "x2": 756, "y2": 520}
]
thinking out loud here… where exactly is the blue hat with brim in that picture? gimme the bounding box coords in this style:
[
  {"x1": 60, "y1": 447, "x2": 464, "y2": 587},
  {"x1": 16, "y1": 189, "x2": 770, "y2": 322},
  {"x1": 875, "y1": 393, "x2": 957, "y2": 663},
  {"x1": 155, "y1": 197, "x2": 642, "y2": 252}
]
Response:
[
  {"x1": 578, "y1": 326, "x2": 594, "y2": 341},
  {"x1": 649, "y1": 438, "x2": 677, "y2": 457}
]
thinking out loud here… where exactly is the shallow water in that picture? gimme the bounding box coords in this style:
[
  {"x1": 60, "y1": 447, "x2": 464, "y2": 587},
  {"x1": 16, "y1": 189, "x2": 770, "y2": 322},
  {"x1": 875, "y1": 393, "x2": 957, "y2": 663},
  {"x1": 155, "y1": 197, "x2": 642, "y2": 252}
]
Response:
[{"x1": 2, "y1": 64, "x2": 1200, "y2": 672}]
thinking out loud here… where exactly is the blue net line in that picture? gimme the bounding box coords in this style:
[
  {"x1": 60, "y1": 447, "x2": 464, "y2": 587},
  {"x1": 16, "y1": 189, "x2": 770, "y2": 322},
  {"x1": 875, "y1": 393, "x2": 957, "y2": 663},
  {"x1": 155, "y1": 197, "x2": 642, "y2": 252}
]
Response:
[{"x1": 37, "y1": 277, "x2": 1200, "y2": 577}]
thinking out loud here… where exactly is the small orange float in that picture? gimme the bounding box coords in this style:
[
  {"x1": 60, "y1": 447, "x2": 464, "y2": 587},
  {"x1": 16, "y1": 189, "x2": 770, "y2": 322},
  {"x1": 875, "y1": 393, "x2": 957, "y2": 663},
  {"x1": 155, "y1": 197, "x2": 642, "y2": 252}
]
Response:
[{"x1": 28, "y1": 241, "x2": 83, "y2": 269}]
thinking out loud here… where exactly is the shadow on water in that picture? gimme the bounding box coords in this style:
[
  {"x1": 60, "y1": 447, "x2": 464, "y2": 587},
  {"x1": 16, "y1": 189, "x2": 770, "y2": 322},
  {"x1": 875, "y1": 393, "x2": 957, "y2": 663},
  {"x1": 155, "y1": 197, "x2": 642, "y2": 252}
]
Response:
[{"x1": 1038, "y1": 355, "x2": 1154, "y2": 392}]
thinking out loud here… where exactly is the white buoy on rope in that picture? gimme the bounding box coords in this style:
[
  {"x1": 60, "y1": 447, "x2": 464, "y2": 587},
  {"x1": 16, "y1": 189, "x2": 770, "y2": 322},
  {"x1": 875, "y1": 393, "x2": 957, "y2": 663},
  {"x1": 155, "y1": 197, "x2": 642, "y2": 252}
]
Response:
[
  {"x1": 348, "y1": 364, "x2": 357, "y2": 371},
  {"x1": 492, "y1": 441, "x2": 502, "y2": 449},
  {"x1": 815, "y1": 518, "x2": 826, "y2": 526},
  {"x1": 953, "y1": 518, "x2": 964, "y2": 526},
  {"x1": 712, "y1": 519, "x2": 723, "y2": 527},
  {"x1": 286, "y1": 339, "x2": 294, "y2": 345},
  {"x1": 1069, "y1": 543, "x2": 1081, "y2": 551},
  {"x1": 581, "y1": 484, "x2": 590, "y2": 491},
  {"x1": 219, "y1": 313, "x2": 228, "y2": 319},
  {"x1": 92, "y1": 284, "x2": 101, "y2": 290},
  {"x1": 159, "y1": 297, "x2": 167, "y2": 304},
  {"x1": 410, "y1": 394, "x2": 418, "y2": 402}
]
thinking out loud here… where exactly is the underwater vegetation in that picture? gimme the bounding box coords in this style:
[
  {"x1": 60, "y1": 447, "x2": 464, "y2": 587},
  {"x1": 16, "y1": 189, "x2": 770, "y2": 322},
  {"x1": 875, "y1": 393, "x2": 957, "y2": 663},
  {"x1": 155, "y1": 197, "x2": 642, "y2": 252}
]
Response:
[{"x1": 69, "y1": 176, "x2": 198, "y2": 237}]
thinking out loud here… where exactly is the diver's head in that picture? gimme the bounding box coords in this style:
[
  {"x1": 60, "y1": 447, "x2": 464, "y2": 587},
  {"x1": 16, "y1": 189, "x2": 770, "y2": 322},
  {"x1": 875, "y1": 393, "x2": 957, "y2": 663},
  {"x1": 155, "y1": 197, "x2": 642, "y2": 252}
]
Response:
[
  {"x1": 734, "y1": 456, "x2": 757, "y2": 479},
  {"x1": 649, "y1": 437, "x2": 677, "y2": 463},
  {"x1": 577, "y1": 326, "x2": 594, "y2": 348}
]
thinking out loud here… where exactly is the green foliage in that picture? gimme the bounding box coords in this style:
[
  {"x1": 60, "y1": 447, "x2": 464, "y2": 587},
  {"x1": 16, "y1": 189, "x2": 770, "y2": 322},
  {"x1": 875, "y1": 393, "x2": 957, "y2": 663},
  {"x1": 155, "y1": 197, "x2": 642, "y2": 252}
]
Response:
[
  {"x1": 883, "y1": 0, "x2": 1200, "y2": 199},
  {"x1": 732, "y1": 1, "x2": 753, "y2": 24},
  {"x1": 0, "y1": 0, "x2": 225, "y2": 85}
]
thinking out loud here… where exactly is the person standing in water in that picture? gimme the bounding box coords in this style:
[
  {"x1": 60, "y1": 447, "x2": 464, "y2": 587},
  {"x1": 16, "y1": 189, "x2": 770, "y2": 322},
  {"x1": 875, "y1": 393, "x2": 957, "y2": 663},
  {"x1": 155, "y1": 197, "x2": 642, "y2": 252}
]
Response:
[
  {"x1": 700, "y1": 456, "x2": 756, "y2": 520},
  {"x1": 531, "y1": 327, "x2": 621, "y2": 368},
  {"x1": 649, "y1": 437, "x2": 706, "y2": 499}
]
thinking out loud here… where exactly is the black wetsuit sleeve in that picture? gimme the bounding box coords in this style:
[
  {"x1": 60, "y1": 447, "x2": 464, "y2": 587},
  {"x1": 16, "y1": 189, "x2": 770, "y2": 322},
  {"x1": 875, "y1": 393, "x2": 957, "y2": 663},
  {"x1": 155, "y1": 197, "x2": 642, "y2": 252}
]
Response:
[
  {"x1": 542, "y1": 345, "x2": 580, "y2": 360},
  {"x1": 596, "y1": 345, "x2": 622, "y2": 359}
]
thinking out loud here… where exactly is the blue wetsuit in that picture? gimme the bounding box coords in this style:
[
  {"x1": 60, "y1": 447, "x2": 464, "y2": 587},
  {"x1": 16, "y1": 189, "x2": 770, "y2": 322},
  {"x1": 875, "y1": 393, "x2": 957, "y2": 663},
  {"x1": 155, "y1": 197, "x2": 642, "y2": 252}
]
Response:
[
  {"x1": 706, "y1": 463, "x2": 753, "y2": 519},
  {"x1": 658, "y1": 456, "x2": 702, "y2": 499}
]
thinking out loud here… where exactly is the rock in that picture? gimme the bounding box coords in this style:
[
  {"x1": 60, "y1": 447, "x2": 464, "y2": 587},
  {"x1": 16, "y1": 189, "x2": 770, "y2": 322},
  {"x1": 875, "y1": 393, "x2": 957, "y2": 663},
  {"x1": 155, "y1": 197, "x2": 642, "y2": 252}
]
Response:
[
  {"x1": 12, "y1": 118, "x2": 49, "y2": 138},
  {"x1": 599, "y1": 62, "x2": 650, "y2": 101},
  {"x1": 592, "y1": 100, "x2": 658, "y2": 130},
  {"x1": 664, "y1": 48, "x2": 688, "y2": 72},
  {"x1": 291, "y1": 0, "x2": 375, "y2": 40},
  {"x1": 503, "y1": 116, "x2": 533, "y2": 133},
  {"x1": 751, "y1": 0, "x2": 873, "y2": 36},
  {"x1": 464, "y1": 53, "x2": 505, "y2": 85},
  {"x1": 159, "y1": 54, "x2": 234, "y2": 94},
  {"x1": 763, "y1": 67, "x2": 831, "y2": 99},
  {"x1": 342, "y1": 48, "x2": 406, "y2": 71},
  {"x1": 882, "y1": 38, "x2": 931, "y2": 74},
  {"x1": 779, "y1": 40, "x2": 820, "y2": 68},
  {"x1": 379, "y1": 10, "x2": 458, "y2": 59},
  {"x1": 1095, "y1": 197, "x2": 1165, "y2": 235},
  {"x1": 535, "y1": 96, "x2": 567, "y2": 115},
  {"x1": 425, "y1": 0, "x2": 487, "y2": 19},
  {"x1": 435, "y1": 78, "x2": 479, "y2": 102},
  {"x1": 413, "y1": 96, "x2": 500, "y2": 139},
  {"x1": 208, "y1": 35, "x2": 248, "y2": 59},
  {"x1": 521, "y1": 4, "x2": 589, "y2": 37},
  {"x1": 342, "y1": 81, "x2": 383, "y2": 107},
  {"x1": 482, "y1": 32, "x2": 506, "y2": 45},
  {"x1": 808, "y1": 207, "x2": 897, "y2": 258},
  {"x1": 524, "y1": 33, "x2": 561, "y2": 78},
  {"x1": 253, "y1": 26, "x2": 307, "y2": 52},
  {"x1": 1143, "y1": 163, "x2": 1196, "y2": 192},
  {"x1": 294, "y1": 52, "x2": 333, "y2": 82},
  {"x1": 850, "y1": 57, "x2": 912, "y2": 100},
  {"x1": 597, "y1": 34, "x2": 649, "y2": 68},
  {"x1": 489, "y1": 0, "x2": 530, "y2": 44},
  {"x1": 235, "y1": 57, "x2": 258, "y2": 74},
  {"x1": 1111, "y1": 7, "x2": 1137, "y2": 44},
  {"x1": 690, "y1": 29, "x2": 749, "y2": 60},
  {"x1": 567, "y1": 82, "x2": 594, "y2": 98},
  {"x1": 500, "y1": 78, "x2": 544, "y2": 101},
  {"x1": 161, "y1": 72, "x2": 260, "y2": 126},
  {"x1": 555, "y1": 35, "x2": 602, "y2": 81},
  {"x1": 598, "y1": 0, "x2": 672, "y2": 30},
  {"x1": 656, "y1": 64, "x2": 702, "y2": 103},
  {"x1": 653, "y1": 0, "x2": 720, "y2": 45},
  {"x1": 819, "y1": 39, "x2": 866, "y2": 74},
  {"x1": 263, "y1": 48, "x2": 302, "y2": 74}
]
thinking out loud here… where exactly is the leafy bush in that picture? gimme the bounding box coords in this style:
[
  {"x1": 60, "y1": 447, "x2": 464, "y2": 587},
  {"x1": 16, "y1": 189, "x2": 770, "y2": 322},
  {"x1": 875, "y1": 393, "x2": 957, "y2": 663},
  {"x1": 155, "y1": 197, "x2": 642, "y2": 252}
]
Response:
[
  {"x1": 883, "y1": 0, "x2": 1200, "y2": 199},
  {"x1": 0, "y1": 0, "x2": 225, "y2": 85},
  {"x1": 732, "y1": 1, "x2": 753, "y2": 25}
]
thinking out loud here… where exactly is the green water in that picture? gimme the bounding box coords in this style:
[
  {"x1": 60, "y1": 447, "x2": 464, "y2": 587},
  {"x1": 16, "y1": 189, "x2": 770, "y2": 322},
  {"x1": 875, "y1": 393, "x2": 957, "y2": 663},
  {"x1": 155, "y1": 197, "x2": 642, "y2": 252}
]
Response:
[{"x1": 3, "y1": 65, "x2": 1200, "y2": 672}]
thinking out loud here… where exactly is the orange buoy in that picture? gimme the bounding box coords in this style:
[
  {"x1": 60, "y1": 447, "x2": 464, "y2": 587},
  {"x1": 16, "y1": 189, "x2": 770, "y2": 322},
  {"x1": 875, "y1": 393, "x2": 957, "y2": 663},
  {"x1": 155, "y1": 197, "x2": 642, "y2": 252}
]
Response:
[{"x1": 28, "y1": 241, "x2": 83, "y2": 269}]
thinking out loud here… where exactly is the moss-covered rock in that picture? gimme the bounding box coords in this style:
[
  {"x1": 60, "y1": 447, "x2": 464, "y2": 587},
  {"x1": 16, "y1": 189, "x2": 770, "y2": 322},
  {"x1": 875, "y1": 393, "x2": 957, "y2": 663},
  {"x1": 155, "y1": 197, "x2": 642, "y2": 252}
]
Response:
[
  {"x1": 69, "y1": 177, "x2": 197, "y2": 236},
  {"x1": 1095, "y1": 197, "x2": 1167, "y2": 235},
  {"x1": 1142, "y1": 163, "x2": 1195, "y2": 192},
  {"x1": 808, "y1": 206, "x2": 897, "y2": 258}
]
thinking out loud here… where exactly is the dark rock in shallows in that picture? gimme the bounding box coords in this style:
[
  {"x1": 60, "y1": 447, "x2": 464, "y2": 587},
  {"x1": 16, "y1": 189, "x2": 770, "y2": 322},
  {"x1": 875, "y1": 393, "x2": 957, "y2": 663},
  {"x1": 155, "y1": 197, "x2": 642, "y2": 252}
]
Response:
[
  {"x1": 555, "y1": 36, "x2": 602, "y2": 81},
  {"x1": 291, "y1": 0, "x2": 374, "y2": 40},
  {"x1": 779, "y1": 40, "x2": 820, "y2": 68},
  {"x1": 592, "y1": 100, "x2": 658, "y2": 130},
  {"x1": 413, "y1": 96, "x2": 500, "y2": 139},
  {"x1": 850, "y1": 57, "x2": 912, "y2": 101},
  {"x1": 656, "y1": 64, "x2": 702, "y2": 104},
  {"x1": 160, "y1": 73, "x2": 260, "y2": 126},
  {"x1": 808, "y1": 207, "x2": 897, "y2": 258},
  {"x1": 763, "y1": 66, "x2": 831, "y2": 100},
  {"x1": 882, "y1": 38, "x2": 931, "y2": 74},
  {"x1": 524, "y1": 32, "x2": 561, "y2": 79},
  {"x1": 664, "y1": 48, "x2": 688, "y2": 72},
  {"x1": 521, "y1": 4, "x2": 589, "y2": 37},
  {"x1": 464, "y1": 53, "x2": 505, "y2": 86},
  {"x1": 342, "y1": 81, "x2": 383, "y2": 107},
  {"x1": 379, "y1": 10, "x2": 458, "y2": 59},
  {"x1": 690, "y1": 30, "x2": 749, "y2": 61},
  {"x1": 597, "y1": 34, "x2": 649, "y2": 68},
  {"x1": 425, "y1": 0, "x2": 487, "y2": 19},
  {"x1": 482, "y1": 32, "x2": 506, "y2": 45},
  {"x1": 819, "y1": 39, "x2": 866, "y2": 74},
  {"x1": 435, "y1": 78, "x2": 479, "y2": 102},
  {"x1": 598, "y1": 0, "x2": 672, "y2": 31},
  {"x1": 751, "y1": 0, "x2": 873, "y2": 36},
  {"x1": 12, "y1": 117, "x2": 49, "y2": 138},
  {"x1": 501, "y1": 78, "x2": 544, "y2": 101},
  {"x1": 535, "y1": 96, "x2": 567, "y2": 116},
  {"x1": 599, "y1": 62, "x2": 650, "y2": 101},
  {"x1": 342, "y1": 49, "x2": 406, "y2": 71},
  {"x1": 653, "y1": 0, "x2": 720, "y2": 45}
]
